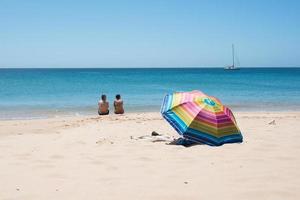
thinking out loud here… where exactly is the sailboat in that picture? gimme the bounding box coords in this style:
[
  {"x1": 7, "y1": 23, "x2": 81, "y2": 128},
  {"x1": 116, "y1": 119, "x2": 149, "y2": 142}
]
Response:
[{"x1": 225, "y1": 44, "x2": 240, "y2": 70}]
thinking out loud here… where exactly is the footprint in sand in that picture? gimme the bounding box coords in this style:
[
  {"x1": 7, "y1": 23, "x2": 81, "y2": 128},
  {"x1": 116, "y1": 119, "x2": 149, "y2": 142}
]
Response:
[
  {"x1": 96, "y1": 138, "x2": 114, "y2": 145},
  {"x1": 76, "y1": 141, "x2": 87, "y2": 145},
  {"x1": 91, "y1": 160, "x2": 104, "y2": 165},
  {"x1": 48, "y1": 173, "x2": 69, "y2": 180},
  {"x1": 14, "y1": 153, "x2": 32, "y2": 160},
  {"x1": 49, "y1": 154, "x2": 64, "y2": 160},
  {"x1": 34, "y1": 164, "x2": 55, "y2": 169},
  {"x1": 137, "y1": 156, "x2": 153, "y2": 162},
  {"x1": 105, "y1": 165, "x2": 118, "y2": 171}
]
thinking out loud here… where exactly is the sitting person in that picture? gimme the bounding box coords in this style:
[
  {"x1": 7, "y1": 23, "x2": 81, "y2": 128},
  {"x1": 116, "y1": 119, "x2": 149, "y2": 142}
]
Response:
[
  {"x1": 98, "y1": 94, "x2": 109, "y2": 115},
  {"x1": 114, "y1": 94, "x2": 124, "y2": 114}
]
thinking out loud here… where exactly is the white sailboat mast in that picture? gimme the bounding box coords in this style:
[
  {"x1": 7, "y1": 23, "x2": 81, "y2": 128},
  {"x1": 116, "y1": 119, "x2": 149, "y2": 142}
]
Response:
[{"x1": 232, "y1": 44, "x2": 235, "y2": 68}]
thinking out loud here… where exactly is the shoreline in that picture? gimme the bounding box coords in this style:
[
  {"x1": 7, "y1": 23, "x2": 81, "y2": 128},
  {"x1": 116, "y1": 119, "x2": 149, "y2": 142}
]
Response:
[{"x1": 2, "y1": 109, "x2": 300, "y2": 121}]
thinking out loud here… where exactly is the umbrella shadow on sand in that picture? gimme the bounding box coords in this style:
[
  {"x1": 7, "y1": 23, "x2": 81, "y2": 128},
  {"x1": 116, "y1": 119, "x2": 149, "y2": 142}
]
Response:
[
  {"x1": 167, "y1": 137, "x2": 202, "y2": 147},
  {"x1": 152, "y1": 131, "x2": 202, "y2": 147}
]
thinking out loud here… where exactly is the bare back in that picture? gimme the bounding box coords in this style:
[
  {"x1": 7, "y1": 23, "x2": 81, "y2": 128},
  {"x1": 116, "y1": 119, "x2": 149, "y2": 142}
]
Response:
[
  {"x1": 114, "y1": 100, "x2": 124, "y2": 114},
  {"x1": 98, "y1": 100, "x2": 109, "y2": 114}
]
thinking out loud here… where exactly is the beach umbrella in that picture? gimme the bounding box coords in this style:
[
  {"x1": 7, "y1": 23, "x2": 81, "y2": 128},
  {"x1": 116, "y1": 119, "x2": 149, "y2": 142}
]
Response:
[{"x1": 161, "y1": 90, "x2": 243, "y2": 146}]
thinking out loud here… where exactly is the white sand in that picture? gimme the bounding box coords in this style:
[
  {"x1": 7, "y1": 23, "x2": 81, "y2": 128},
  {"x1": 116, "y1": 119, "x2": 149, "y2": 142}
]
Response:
[{"x1": 0, "y1": 112, "x2": 300, "y2": 200}]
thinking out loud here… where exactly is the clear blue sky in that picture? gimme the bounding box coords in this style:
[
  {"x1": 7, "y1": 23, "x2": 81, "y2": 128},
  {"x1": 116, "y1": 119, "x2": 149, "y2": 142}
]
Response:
[{"x1": 1, "y1": 0, "x2": 300, "y2": 68}]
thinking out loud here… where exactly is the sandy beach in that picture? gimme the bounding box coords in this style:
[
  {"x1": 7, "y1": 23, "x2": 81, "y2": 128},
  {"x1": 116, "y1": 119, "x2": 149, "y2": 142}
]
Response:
[{"x1": 0, "y1": 112, "x2": 300, "y2": 200}]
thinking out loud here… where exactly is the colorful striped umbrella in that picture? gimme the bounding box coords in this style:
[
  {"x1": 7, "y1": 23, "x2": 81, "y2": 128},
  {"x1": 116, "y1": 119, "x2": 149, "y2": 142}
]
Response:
[{"x1": 161, "y1": 90, "x2": 243, "y2": 146}]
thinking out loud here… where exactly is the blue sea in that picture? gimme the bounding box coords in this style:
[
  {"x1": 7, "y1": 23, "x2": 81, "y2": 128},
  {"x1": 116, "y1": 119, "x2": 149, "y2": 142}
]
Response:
[{"x1": 0, "y1": 68, "x2": 300, "y2": 119}]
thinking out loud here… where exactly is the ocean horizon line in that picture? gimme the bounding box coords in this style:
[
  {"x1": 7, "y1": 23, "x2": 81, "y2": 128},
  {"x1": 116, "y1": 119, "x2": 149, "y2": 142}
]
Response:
[{"x1": 1, "y1": 66, "x2": 300, "y2": 69}]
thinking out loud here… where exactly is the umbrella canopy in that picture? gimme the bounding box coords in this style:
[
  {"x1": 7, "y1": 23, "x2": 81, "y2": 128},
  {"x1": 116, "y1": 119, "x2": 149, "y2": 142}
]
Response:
[{"x1": 161, "y1": 90, "x2": 243, "y2": 146}]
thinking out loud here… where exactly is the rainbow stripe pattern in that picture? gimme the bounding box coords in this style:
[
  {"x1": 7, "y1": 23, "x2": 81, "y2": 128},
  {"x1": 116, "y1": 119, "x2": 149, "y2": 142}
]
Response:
[{"x1": 161, "y1": 90, "x2": 243, "y2": 146}]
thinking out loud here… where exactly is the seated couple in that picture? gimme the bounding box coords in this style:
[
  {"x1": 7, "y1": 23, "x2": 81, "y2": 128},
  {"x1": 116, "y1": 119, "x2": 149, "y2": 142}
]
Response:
[{"x1": 98, "y1": 94, "x2": 124, "y2": 115}]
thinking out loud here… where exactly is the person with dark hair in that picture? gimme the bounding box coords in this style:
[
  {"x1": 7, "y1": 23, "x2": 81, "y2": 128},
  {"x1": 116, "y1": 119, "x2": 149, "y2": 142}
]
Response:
[
  {"x1": 114, "y1": 94, "x2": 124, "y2": 114},
  {"x1": 98, "y1": 94, "x2": 109, "y2": 115}
]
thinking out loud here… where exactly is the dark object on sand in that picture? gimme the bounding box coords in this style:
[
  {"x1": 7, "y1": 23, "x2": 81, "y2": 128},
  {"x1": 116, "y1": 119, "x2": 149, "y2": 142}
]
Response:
[
  {"x1": 268, "y1": 120, "x2": 276, "y2": 125},
  {"x1": 151, "y1": 131, "x2": 160, "y2": 136},
  {"x1": 168, "y1": 138, "x2": 198, "y2": 147}
]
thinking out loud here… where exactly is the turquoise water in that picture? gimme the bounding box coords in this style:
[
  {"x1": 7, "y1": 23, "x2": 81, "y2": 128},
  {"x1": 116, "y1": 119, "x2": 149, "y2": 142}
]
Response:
[{"x1": 0, "y1": 68, "x2": 300, "y2": 119}]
